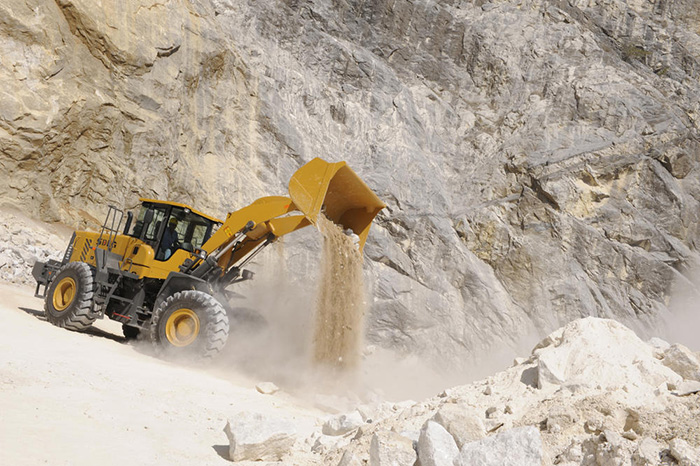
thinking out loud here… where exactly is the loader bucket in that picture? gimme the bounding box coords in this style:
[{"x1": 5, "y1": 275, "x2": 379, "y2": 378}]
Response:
[{"x1": 288, "y1": 158, "x2": 385, "y2": 251}]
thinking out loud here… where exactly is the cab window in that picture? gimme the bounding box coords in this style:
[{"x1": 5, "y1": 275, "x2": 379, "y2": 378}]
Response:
[
  {"x1": 129, "y1": 204, "x2": 167, "y2": 243},
  {"x1": 156, "y1": 206, "x2": 216, "y2": 261}
]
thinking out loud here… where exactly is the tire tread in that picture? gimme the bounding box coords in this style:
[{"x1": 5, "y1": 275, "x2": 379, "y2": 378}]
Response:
[
  {"x1": 44, "y1": 261, "x2": 97, "y2": 331},
  {"x1": 150, "y1": 290, "x2": 229, "y2": 360}
]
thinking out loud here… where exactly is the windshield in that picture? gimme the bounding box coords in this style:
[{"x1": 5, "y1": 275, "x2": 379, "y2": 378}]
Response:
[
  {"x1": 129, "y1": 204, "x2": 168, "y2": 241},
  {"x1": 129, "y1": 203, "x2": 218, "y2": 261},
  {"x1": 167, "y1": 207, "x2": 216, "y2": 253}
]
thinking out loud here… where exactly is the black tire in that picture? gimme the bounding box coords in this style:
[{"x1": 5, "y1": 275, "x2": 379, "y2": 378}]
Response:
[
  {"x1": 150, "y1": 290, "x2": 229, "y2": 360},
  {"x1": 122, "y1": 324, "x2": 140, "y2": 340},
  {"x1": 44, "y1": 261, "x2": 97, "y2": 331}
]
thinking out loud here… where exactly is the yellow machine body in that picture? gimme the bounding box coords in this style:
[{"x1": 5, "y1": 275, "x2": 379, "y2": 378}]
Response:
[
  {"x1": 289, "y1": 158, "x2": 385, "y2": 251},
  {"x1": 32, "y1": 157, "x2": 385, "y2": 358},
  {"x1": 64, "y1": 158, "x2": 384, "y2": 281},
  {"x1": 67, "y1": 231, "x2": 162, "y2": 279}
]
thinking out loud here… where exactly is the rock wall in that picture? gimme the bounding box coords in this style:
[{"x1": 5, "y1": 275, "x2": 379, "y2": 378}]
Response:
[{"x1": 1, "y1": 0, "x2": 700, "y2": 367}]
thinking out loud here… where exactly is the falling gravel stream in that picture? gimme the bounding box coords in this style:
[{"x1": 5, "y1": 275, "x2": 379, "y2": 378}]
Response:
[{"x1": 312, "y1": 215, "x2": 366, "y2": 370}]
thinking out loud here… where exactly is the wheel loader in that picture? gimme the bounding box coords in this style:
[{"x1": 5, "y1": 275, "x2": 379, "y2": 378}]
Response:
[{"x1": 32, "y1": 158, "x2": 385, "y2": 359}]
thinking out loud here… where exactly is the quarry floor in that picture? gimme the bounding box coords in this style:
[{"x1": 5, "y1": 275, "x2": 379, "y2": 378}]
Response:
[{"x1": 0, "y1": 282, "x2": 326, "y2": 466}]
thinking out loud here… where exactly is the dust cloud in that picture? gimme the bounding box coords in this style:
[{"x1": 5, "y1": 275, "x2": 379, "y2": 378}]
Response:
[
  {"x1": 312, "y1": 215, "x2": 366, "y2": 370},
  {"x1": 209, "y1": 234, "x2": 318, "y2": 388},
  {"x1": 357, "y1": 327, "x2": 545, "y2": 401},
  {"x1": 659, "y1": 267, "x2": 700, "y2": 351},
  {"x1": 208, "y1": 219, "x2": 371, "y2": 398},
  {"x1": 208, "y1": 223, "x2": 547, "y2": 402}
]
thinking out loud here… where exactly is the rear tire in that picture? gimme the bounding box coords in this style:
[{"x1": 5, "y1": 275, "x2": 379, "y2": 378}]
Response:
[
  {"x1": 150, "y1": 290, "x2": 229, "y2": 360},
  {"x1": 44, "y1": 261, "x2": 97, "y2": 331}
]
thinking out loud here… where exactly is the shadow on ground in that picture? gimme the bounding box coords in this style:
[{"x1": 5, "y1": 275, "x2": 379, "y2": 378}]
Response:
[
  {"x1": 18, "y1": 306, "x2": 127, "y2": 343},
  {"x1": 212, "y1": 445, "x2": 230, "y2": 461},
  {"x1": 18, "y1": 306, "x2": 44, "y2": 319}
]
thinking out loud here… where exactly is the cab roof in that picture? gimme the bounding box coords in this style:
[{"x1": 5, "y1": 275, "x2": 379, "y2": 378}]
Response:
[{"x1": 139, "y1": 198, "x2": 223, "y2": 224}]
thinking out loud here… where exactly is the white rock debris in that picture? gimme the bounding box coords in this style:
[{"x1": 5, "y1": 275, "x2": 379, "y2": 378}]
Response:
[
  {"x1": 255, "y1": 381, "x2": 280, "y2": 395},
  {"x1": 455, "y1": 426, "x2": 543, "y2": 466},
  {"x1": 431, "y1": 403, "x2": 485, "y2": 448},
  {"x1": 417, "y1": 420, "x2": 459, "y2": 466},
  {"x1": 368, "y1": 431, "x2": 416, "y2": 466},
  {"x1": 0, "y1": 211, "x2": 66, "y2": 286},
  {"x1": 669, "y1": 438, "x2": 700, "y2": 466},
  {"x1": 323, "y1": 411, "x2": 365, "y2": 436},
  {"x1": 223, "y1": 412, "x2": 296, "y2": 462},
  {"x1": 306, "y1": 318, "x2": 700, "y2": 466},
  {"x1": 662, "y1": 344, "x2": 700, "y2": 382}
]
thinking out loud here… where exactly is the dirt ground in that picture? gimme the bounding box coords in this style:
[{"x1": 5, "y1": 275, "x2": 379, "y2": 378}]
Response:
[{"x1": 0, "y1": 282, "x2": 327, "y2": 466}]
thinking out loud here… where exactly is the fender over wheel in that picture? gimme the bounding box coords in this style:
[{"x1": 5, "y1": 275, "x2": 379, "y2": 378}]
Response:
[
  {"x1": 44, "y1": 261, "x2": 97, "y2": 331},
  {"x1": 150, "y1": 290, "x2": 229, "y2": 360}
]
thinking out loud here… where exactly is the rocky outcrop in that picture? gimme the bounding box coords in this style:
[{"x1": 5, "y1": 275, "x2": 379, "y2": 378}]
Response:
[
  {"x1": 0, "y1": 0, "x2": 265, "y2": 227},
  {"x1": 314, "y1": 318, "x2": 700, "y2": 466},
  {"x1": 0, "y1": 209, "x2": 68, "y2": 286},
  {"x1": 216, "y1": 318, "x2": 698, "y2": 465},
  {"x1": 1, "y1": 0, "x2": 700, "y2": 367}
]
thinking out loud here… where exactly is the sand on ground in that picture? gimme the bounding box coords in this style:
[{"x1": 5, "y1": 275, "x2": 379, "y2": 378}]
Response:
[{"x1": 0, "y1": 282, "x2": 325, "y2": 466}]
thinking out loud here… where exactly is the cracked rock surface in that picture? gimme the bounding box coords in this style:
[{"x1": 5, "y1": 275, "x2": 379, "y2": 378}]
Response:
[{"x1": 1, "y1": 0, "x2": 700, "y2": 367}]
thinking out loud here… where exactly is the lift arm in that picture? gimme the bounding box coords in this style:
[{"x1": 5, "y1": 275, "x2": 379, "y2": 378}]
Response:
[{"x1": 194, "y1": 158, "x2": 385, "y2": 282}]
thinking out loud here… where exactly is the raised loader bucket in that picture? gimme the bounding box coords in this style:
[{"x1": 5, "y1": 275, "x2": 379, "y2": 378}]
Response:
[{"x1": 288, "y1": 158, "x2": 385, "y2": 252}]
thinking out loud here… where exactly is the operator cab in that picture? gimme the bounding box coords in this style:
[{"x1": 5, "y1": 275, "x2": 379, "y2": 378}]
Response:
[{"x1": 128, "y1": 199, "x2": 222, "y2": 262}]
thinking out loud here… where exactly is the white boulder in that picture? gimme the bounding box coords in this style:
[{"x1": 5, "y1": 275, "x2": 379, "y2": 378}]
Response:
[
  {"x1": 454, "y1": 426, "x2": 542, "y2": 466},
  {"x1": 312, "y1": 434, "x2": 349, "y2": 454},
  {"x1": 255, "y1": 381, "x2": 280, "y2": 395},
  {"x1": 674, "y1": 380, "x2": 700, "y2": 396},
  {"x1": 533, "y1": 318, "x2": 681, "y2": 391},
  {"x1": 632, "y1": 437, "x2": 663, "y2": 466},
  {"x1": 369, "y1": 431, "x2": 416, "y2": 466},
  {"x1": 356, "y1": 401, "x2": 395, "y2": 423},
  {"x1": 432, "y1": 403, "x2": 485, "y2": 448},
  {"x1": 669, "y1": 438, "x2": 700, "y2": 466},
  {"x1": 223, "y1": 412, "x2": 296, "y2": 461},
  {"x1": 323, "y1": 411, "x2": 364, "y2": 436},
  {"x1": 337, "y1": 449, "x2": 364, "y2": 466},
  {"x1": 663, "y1": 344, "x2": 700, "y2": 381},
  {"x1": 417, "y1": 420, "x2": 458, "y2": 466}
]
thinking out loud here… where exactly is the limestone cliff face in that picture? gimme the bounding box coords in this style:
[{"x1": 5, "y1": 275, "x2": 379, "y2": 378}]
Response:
[
  {"x1": 0, "y1": 0, "x2": 267, "y2": 224},
  {"x1": 2, "y1": 0, "x2": 699, "y2": 366}
]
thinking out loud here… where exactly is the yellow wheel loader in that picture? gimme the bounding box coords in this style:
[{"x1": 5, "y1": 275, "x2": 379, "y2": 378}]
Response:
[{"x1": 32, "y1": 158, "x2": 385, "y2": 359}]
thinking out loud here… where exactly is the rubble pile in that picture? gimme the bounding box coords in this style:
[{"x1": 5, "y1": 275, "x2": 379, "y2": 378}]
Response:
[
  {"x1": 0, "y1": 211, "x2": 65, "y2": 287},
  {"x1": 223, "y1": 318, "x2": 700, "y2": 465}
]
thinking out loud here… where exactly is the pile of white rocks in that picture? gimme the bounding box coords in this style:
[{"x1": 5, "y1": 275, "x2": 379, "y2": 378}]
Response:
[
  {"x1": 0, "y1": 210, "x2": 66, "y2": 287},
  {"x1": 223, "y1": 318, "x2": 700, "y2": 465}
]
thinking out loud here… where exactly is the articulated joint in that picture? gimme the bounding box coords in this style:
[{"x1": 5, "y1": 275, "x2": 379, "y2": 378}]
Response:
[{"x1": 192, "y1": 220, "x2": 255, "y2": 279}]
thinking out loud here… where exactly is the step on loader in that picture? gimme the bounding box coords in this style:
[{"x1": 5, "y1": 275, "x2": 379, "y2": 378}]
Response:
[{"x1": 32, "y1": 158, "x2": 385, "y2": 360}]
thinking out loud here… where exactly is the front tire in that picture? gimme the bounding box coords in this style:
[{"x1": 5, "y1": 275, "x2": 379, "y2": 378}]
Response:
[
  {"x1": 44, "y1": 261, "x2": 97, "y2": 331},
  {"x1": 150, "y1": 290, "x2": 229, "y2": 360}
]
